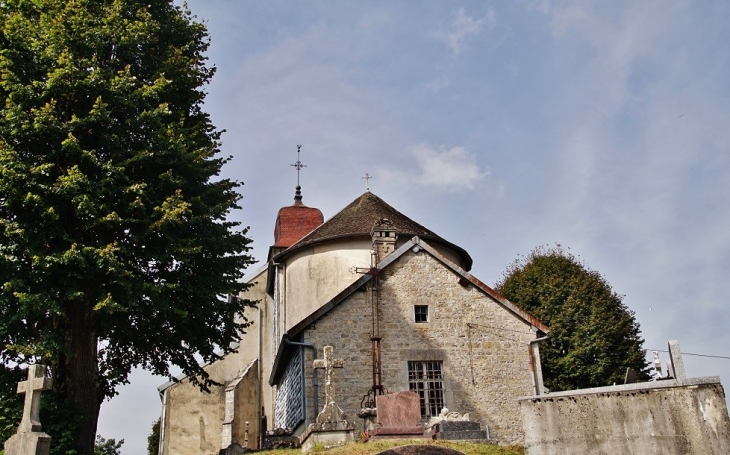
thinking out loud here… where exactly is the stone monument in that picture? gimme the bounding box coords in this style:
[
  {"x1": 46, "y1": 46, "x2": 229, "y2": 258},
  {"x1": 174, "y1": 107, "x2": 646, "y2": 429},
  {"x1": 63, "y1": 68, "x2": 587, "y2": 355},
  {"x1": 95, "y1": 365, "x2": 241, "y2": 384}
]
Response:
[
  {"x1": 427, "y1": 408, "x2": 490, "y2": 441},
  {"x1": 369, "y1": 391, "x2": 425, "y2": 438},
  {"x1": 4, "y1": 364, "x2": 53, "y2": 455},
  {"x1": 299, "y1": 346, "x2": 355, "y2": 452}
]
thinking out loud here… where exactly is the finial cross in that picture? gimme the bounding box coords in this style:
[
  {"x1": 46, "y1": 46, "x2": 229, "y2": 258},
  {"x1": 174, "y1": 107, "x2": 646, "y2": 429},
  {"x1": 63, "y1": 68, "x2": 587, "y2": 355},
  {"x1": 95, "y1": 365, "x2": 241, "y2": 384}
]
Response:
[
  {"x1": 17, "y1": 365, "x2": 52, "y2": 432},
  {"x1": 313, "y1": 345, "x2": 345, "y2": 422},
  {"x1": 362, "y1": 173, "x2": 373, "y2": 192},
  {"x1": 291, "y1": 144, "x2": 306, "y2": 186}
]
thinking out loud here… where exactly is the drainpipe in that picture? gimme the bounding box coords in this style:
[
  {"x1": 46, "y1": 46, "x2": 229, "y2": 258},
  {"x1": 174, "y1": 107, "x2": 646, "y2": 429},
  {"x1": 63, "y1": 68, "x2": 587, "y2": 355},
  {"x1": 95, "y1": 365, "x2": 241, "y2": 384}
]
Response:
[
  {"x1": 257, "y1": 302, "x2": 263, "y2": 448},
  {"x1": 529, "y1": 336, "x2": 549, "y2": 395},
  {"x1": 158, "y1": 389, "x2": 167, "y2": 455},
  {"x1": 283, "y1": 338, "x2": 319, "y2": 422}
]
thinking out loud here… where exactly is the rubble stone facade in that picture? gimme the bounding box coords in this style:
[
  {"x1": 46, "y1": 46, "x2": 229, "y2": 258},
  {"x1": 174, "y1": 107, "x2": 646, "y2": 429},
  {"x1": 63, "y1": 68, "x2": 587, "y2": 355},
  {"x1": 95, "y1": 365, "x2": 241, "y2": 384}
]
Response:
[{"x1": 300, "y1": 249, "x2": 536, "y2": 444}]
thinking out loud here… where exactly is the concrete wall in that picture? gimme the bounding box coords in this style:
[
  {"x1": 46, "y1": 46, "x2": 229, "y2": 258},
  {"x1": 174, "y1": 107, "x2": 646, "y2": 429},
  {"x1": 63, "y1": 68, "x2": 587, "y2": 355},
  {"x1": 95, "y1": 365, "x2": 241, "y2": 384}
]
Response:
[
  {"x1": 519, "y1": 378, "x2": 730, "y2": 455},
  {"x1": 299, "y1": 248, "x2": 537, "y2": 444}
]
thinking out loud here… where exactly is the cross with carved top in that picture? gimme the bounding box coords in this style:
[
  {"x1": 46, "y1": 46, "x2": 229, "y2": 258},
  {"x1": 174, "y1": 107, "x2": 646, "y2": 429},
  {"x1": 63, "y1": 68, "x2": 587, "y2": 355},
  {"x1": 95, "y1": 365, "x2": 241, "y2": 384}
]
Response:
[
  {"x1": 17, "y1": 364, "x2": 52, "y2": 432},
  {"x1": 291, "y1": 144, "x2": 306, "y2": 186},
  {"x1": 313, "y1": 345, "x2": 345, "y2": 422}
]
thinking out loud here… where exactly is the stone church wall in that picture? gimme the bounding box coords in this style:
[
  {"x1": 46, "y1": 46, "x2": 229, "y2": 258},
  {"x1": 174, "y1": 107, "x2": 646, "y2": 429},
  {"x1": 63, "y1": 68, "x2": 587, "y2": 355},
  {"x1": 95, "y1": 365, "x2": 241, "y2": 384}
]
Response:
[
  {"x1": 301, "y1": 248, "x2": 536, "y2": 444},
  {"x1": 160, "y1": 267, "x2": 269, "y2": 455}
]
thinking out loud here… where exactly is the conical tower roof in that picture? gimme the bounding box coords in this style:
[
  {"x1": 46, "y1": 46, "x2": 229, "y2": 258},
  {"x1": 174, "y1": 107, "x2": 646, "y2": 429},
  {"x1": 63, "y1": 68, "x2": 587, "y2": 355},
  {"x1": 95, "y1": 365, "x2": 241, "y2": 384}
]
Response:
[
  {"x1": 273, "y1": 186, "x2": 324, "y2": 248},
  {"x1": 274, "y1": 192, "x2": 473, "y2": 270}
]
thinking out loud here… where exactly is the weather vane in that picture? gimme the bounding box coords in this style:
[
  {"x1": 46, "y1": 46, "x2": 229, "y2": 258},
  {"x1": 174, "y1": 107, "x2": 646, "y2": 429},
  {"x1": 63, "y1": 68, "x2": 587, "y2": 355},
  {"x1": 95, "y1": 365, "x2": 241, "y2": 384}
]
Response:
[
  {"x1": 362, "y1": 172, "x2": 373, "y2": 192},
  {"x1": 291, "y1": 144, "x2": 306, "y2": 186}
]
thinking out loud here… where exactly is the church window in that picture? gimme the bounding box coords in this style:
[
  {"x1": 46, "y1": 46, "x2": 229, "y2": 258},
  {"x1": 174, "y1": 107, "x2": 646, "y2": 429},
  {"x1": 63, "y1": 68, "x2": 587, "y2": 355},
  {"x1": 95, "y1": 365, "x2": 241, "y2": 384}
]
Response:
[
  {"x1": 414, "y1": 305, "x2": 429, "y2": 323},
  {"x1": 407, "y1": 361, "x2": 444, "y2": 417}
]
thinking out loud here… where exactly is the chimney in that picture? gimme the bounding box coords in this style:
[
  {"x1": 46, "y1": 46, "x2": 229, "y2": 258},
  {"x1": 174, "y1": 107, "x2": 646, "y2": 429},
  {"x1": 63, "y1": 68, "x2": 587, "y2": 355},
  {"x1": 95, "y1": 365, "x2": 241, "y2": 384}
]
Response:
[{"x1": 371, "y1": 218, "x2": 397, "y2": 263}]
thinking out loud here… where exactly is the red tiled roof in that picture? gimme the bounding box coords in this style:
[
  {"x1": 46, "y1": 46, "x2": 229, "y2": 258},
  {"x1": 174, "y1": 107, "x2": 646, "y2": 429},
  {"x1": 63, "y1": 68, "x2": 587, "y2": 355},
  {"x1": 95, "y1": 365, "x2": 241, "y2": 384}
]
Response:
[{"x1": 274, "y1": 202, "x2": 324, "y2": 248}]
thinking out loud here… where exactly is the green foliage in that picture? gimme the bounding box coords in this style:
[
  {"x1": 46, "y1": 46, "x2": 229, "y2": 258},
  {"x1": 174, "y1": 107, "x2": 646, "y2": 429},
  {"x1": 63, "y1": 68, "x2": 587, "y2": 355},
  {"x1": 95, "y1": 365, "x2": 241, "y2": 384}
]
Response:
[
  {"x1": 147, "y1": 418, "x2": 160, "y2": 455},
  {"x1": 0, "y1": 0, "x2": 255, "y2": 453},
  {"x1": 42, "y1": 396, "x2": 84, "y2": 455},
  {"x1": 495, "y1": 245, "x2": 649, "y2": 391},
  {"x1": 0, "y1": 365, "x2": 23, "y2": 446},
  {"x1": 0, "y1": 364, "x2": 82, "y2": 455},
  {"x1": 94, "y1": 436, "x2": 123, "y2": 455}
]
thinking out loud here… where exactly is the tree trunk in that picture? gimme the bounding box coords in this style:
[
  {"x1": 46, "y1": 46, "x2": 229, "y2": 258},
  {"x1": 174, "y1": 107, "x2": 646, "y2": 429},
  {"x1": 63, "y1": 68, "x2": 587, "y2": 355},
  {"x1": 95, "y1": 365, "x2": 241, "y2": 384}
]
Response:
[{"x1": 64, "y1": 302, "x2": 102, "y2": 455}]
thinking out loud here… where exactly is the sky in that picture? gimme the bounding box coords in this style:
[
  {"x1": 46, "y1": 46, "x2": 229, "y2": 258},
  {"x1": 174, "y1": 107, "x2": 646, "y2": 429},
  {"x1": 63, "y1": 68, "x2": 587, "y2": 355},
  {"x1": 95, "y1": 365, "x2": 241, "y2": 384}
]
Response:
[{"x1": 96, "y1": 1, "x2": 730, "y2": 453}]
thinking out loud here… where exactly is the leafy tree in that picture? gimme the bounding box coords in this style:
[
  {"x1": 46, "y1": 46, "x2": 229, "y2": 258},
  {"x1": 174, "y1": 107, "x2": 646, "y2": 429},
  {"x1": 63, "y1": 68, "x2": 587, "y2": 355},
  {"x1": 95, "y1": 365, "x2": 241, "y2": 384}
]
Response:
[
  {"x1": 495, "y1": 245, "x2": 649, "y2": 391},
  {"x1": 147, "y1": 418, "x2": 160, "y2": 455},
  {"x1": 0, "y1": 1, "x2": 255, "y2": 454},
  {"x1": 0, "y1": 365, "x2": 83, "y2": 455},
  {"x1": 0, "y1": 365, "x2": 23, "y2": 448},
  {"x1": 94, "y1": 436, "x2": 123, "y2": 455}
]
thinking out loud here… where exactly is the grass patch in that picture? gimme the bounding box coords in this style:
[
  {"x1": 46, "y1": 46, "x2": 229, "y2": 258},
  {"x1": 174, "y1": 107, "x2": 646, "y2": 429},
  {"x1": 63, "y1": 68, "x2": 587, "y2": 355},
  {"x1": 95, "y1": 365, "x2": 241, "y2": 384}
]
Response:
[{"x1": 260, "y1": 439, "x2": 524, "y2": 455}]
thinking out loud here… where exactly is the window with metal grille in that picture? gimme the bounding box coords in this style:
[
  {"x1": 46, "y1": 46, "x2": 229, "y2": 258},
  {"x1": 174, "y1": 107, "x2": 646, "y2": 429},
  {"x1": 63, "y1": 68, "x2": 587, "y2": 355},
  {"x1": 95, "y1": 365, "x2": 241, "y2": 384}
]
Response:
[
  {"x1": 407, "y1": 361, "x2": 444, "y2": 417},
  {"x1": 414, "y1": 305, "x2": 428, "y2": 323}
]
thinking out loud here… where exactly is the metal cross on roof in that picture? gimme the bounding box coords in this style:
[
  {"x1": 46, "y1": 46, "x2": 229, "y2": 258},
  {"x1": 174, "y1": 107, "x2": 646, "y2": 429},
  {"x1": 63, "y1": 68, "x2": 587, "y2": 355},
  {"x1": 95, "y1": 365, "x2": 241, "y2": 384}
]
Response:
[
  {"x1": 290, "y1": 144, "x2": 306, "y2": 186},
  {"x1": 362, "y1": 172, "x2": 373, "y2": 192}
]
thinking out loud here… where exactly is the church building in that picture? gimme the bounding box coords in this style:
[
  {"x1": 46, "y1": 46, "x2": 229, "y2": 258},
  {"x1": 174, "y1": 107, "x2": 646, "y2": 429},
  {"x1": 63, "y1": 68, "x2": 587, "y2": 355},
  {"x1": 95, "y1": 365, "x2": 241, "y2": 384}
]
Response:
[{"x1": 158, "y1": 184, "x2": 549, "y2": 454}]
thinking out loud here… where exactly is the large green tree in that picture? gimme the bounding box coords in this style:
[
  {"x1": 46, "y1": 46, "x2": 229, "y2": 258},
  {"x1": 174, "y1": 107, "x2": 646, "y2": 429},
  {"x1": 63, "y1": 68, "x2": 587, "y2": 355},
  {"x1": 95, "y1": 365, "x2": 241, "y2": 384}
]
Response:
[
  {"x1": 495, "y1": 245, "x2": 649, "y2": 392},
  {"x1": 0, "y1": 1, "x2": 255, "y2": 454}
]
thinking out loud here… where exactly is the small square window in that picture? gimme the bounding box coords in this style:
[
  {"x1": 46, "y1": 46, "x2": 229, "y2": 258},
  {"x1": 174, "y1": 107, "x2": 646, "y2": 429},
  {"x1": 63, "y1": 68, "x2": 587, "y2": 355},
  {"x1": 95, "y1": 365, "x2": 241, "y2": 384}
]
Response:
[{"x1": 414, "y1": 305, "x2": 429, "y2": 323}]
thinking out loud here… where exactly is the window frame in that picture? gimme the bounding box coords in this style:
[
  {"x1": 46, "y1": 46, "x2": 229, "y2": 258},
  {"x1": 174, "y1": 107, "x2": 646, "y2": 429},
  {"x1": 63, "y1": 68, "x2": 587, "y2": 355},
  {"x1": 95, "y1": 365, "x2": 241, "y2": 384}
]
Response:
[
  {"x1": 414, "y1": 305, "x2": 429, "y2": 323},
  {"x1": 407, "y1": 360, "x2": 445, "y2": 418}
]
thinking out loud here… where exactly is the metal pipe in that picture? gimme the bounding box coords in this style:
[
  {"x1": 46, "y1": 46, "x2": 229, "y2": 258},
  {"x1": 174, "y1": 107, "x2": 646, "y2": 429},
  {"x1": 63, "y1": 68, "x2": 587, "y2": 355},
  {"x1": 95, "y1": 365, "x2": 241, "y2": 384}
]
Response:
[
  {"x1": 529, "y1": 336, "x2": 549, "y2": 395},
  {"x1": 283, "y1": 338, "x2": 319, "y2": 421}
]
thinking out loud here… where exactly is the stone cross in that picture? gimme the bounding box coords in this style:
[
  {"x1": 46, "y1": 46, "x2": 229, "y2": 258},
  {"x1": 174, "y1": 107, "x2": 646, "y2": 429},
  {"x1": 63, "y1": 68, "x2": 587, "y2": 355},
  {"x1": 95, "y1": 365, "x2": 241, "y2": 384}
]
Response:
[
  {"x1": 313, "y1": 345, "x2": 345, "y2": 423},
  {"x1": 668, "y1": 339, "x2": 686, "y2": 381},
  {"x1": 18, "y1": 364, "x2": 52, "y2": 432},
  {"x1": 4, "y1": 365, "x2": 53, "y2": 455}
]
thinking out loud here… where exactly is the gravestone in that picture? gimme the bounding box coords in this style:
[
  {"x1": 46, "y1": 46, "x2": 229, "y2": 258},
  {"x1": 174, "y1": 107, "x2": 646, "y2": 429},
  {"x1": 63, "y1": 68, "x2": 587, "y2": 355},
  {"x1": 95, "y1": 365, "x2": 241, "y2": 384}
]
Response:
[
  {"x1": 376, "y1": 445, "x2": 465, "y2": 455},
  {"x1": 370, "y1": 391, "x2": 425, "y2": 438},
  {"x1": 4, "y1": 365, "x2": 53, "y2": 455},
  {"x1": 299, "y1": 346, "x2": 355, "y2": 452},
  {"x1": 433, "y1": 420, "x2": 488, "y2": 441},
  {"x1": 376, "y1": 391, "x2": 421, "y2": 428},
  {"x1": 668, "y1": 339, "x2": 686, "y2": 380},
  {"x1": 428, "y1": 408, "x2": 489, "y2": 441},
  {"x1": 624, "y1": 367, "x2": 637, "y2": 384}
]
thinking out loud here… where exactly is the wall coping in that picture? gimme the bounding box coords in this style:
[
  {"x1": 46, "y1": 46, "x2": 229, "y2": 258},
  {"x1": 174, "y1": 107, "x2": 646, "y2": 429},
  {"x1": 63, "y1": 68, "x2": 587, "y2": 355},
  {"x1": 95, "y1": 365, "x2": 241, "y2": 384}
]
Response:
[{"x1": 518, "y1": 376, "x2": 722, "y2": 402}]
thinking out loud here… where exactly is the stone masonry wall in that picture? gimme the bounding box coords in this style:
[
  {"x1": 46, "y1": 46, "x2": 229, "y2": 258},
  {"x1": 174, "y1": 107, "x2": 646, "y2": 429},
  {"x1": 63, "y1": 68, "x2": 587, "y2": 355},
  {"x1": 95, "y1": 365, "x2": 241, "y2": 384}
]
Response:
[
  {"x1": 161, "y1": 267, "x2": 268, "y2": 455},
  {"x1": 301, "y1": 248, "x2": 536, "y2": 444}
]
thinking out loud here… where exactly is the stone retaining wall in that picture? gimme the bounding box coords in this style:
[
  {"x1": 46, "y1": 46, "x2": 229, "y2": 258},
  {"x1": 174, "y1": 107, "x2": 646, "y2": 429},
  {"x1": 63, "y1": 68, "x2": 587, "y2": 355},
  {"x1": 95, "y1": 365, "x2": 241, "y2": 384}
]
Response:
[{"x1": 519, "y1": 377, "x2": 730, "y2": 455}]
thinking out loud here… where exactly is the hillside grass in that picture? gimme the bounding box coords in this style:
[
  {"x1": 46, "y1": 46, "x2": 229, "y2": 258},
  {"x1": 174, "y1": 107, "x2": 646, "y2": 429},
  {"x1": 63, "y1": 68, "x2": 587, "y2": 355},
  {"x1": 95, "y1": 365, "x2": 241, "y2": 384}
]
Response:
[{"x1": 260, "y1": 439, "x2": 525, "y2": 455}]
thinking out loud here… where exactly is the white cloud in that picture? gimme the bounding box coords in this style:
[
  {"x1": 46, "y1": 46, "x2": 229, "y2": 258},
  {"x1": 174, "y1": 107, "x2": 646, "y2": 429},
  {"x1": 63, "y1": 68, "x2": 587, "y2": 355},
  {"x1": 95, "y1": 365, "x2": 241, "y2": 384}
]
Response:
[
  {"x1": 436, "y1": 8, "x2": 495, "y2": 54},
  {"x1": 381, "y1": 144, "x2": 489, "y2": 192}
]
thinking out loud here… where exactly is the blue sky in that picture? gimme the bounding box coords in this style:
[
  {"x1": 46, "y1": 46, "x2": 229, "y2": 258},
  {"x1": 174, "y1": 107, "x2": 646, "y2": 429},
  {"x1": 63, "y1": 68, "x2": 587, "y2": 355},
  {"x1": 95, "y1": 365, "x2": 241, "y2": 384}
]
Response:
[{"x1": 97, "y1": 1, "x2": 730, "y2": 453}]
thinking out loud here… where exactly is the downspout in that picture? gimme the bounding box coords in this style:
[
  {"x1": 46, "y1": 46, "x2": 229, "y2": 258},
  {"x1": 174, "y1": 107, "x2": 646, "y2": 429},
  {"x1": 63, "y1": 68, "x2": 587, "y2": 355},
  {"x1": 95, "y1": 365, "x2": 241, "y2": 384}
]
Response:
[
  {"x1": 529, "y1": 336, "x2": 549, "y2": 395},
  {"x1": 257, "y1": 301, "x2": 263, "y2": 449},
  {"x1": 158, "y1": 389, "x2": 167, "y2": 455},
  {"x1": 283, "y1": 337, "x2": 319, "y2": 422}
]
